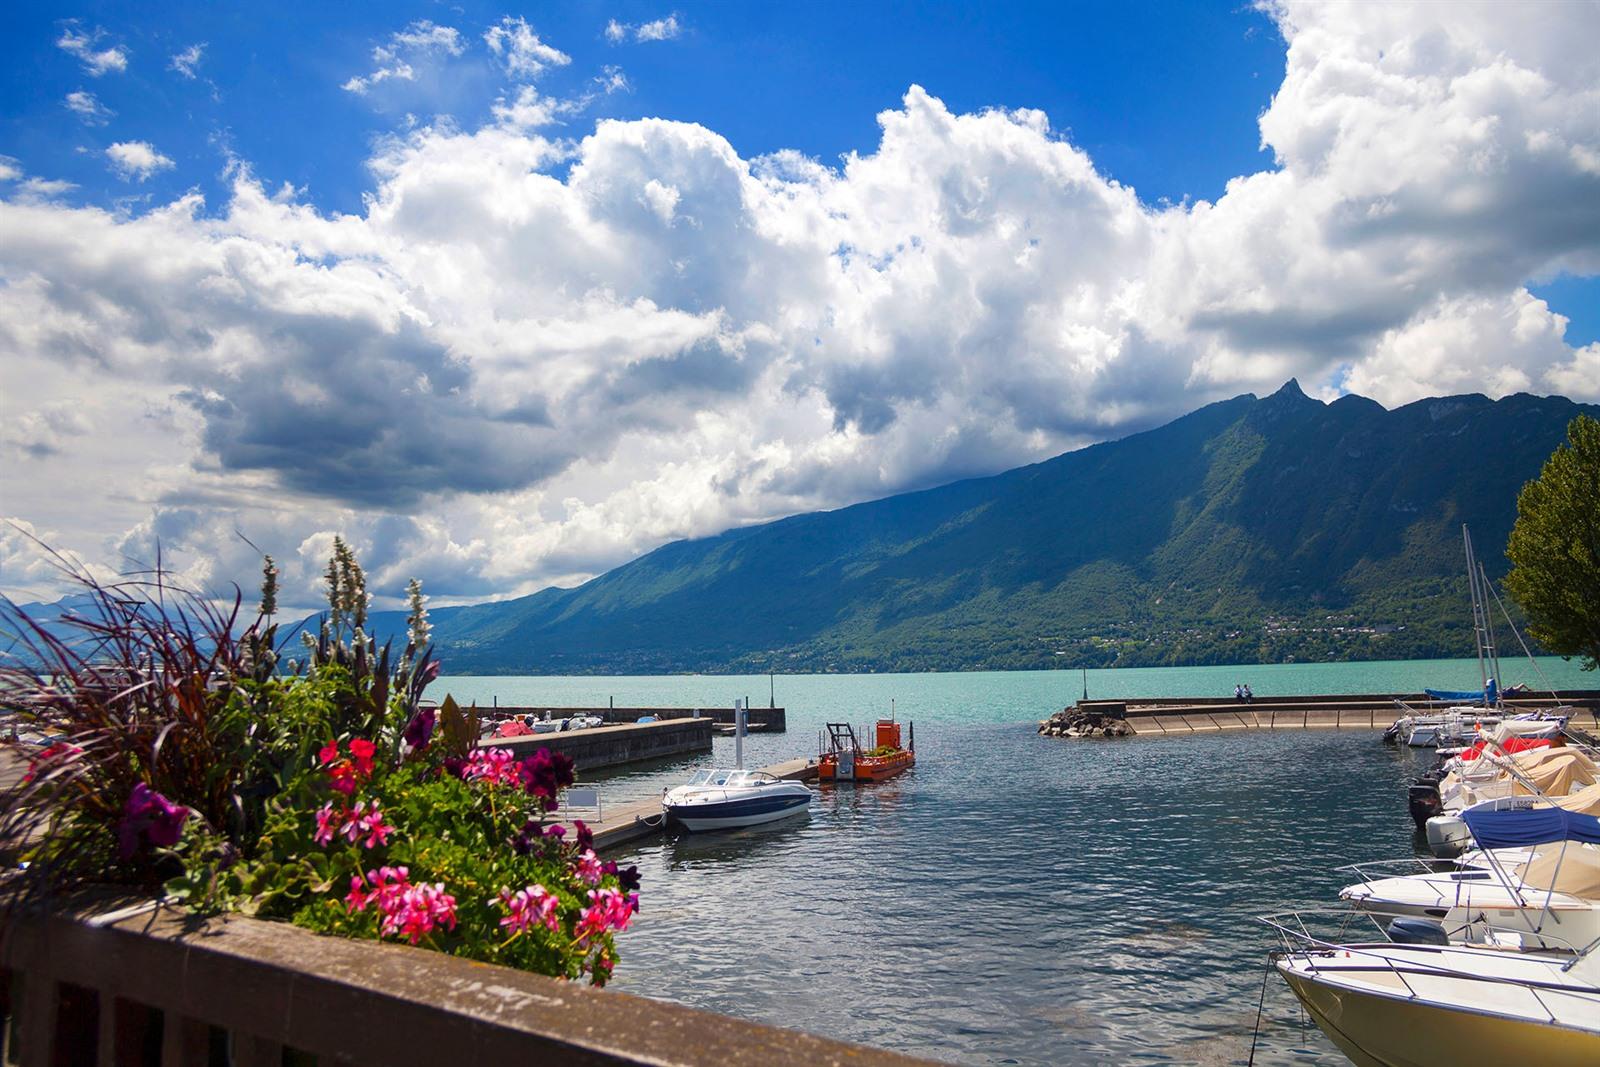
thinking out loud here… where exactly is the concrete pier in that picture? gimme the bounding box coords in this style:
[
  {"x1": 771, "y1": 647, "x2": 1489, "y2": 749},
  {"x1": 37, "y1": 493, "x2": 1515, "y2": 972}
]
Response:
[
  {"x1": 483, "y1": 718, "x2": 713, "y2": 771},
  {"x1": 551, "y1": 757, "x2": 820, "y2": 851},
  {"x1": 1042, "y1": 691, "x2": 1600, "y2": 736},
  {"x1": 482, "y1": 705, "x2": 787, "y2": 733}
]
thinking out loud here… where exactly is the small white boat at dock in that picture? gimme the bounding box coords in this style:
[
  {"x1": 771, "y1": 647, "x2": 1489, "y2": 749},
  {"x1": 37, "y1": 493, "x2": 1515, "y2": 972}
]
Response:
[
  {"x1": 661, "y1": 768, "x2": 813, "y2": 831},
  {"x1": 661, "y1": 699, "x2": 813, "y2": 832}
]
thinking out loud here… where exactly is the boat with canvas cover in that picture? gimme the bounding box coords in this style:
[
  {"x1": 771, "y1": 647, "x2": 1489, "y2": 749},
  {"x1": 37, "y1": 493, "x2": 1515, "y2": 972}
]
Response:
[
  {"x1": 1343, "y1": 803, "x2": 1600, "y2": 950},
  {"x1": 1424, "y1": 745, "x2": 1597, "y2": 856},
  {"x1": 1266, "y1": 807, "x2": 1600, "y2": 1066}
]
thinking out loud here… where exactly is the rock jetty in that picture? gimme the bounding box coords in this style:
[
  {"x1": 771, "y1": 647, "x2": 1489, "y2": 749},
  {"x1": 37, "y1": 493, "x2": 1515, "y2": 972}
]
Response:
[{"x1": 1038, "y1": 702, "x2": 1134, "y2": 739}]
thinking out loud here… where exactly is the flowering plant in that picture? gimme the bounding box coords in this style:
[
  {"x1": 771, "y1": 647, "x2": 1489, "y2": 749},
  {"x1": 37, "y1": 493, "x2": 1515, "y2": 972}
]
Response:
[{"x1": 1, "y1": 540, "x2": 637, "y2": 985}]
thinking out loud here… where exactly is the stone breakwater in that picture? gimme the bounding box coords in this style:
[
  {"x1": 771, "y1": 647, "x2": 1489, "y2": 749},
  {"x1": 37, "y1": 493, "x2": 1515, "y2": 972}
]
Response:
[{"x1": 1038, "y1": 702, "x2": 1134, "y2": 739}]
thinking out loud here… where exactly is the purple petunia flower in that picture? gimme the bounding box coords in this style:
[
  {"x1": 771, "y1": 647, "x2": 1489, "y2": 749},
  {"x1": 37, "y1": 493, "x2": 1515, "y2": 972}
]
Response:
[
  {"x1": 118, "y1": 782, "x2": 190, "y2": 860},
  {"x1": 403, "y1": 707, "x2": 436, "y2": 751}
]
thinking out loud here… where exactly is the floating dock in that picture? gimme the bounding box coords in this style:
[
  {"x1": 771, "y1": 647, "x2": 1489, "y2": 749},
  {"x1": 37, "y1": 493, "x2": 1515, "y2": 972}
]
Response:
[
  {"x1": 549, "y1": 757, "x2": 820, "y2": 851},
  {"x1": 1045, "y1": 691, "x2": 1600, "y2": 736}
]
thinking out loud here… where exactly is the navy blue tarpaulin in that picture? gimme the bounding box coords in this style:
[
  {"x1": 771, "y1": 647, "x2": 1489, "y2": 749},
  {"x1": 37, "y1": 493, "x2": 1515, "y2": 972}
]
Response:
[
  {"x1": 1463, "y1": 806, "x2": 1600, "y2": 849},
  {"x1": 1426, "y1": 689, "x2": 1485, "y2": 701},
  {"x1": 1426, "y1": 679, "x2": 1499, "y2": 704}
]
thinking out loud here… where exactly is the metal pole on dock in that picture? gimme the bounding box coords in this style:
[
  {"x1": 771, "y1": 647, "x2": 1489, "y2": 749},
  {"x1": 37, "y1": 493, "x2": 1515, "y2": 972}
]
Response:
[{"x1": 734, "y1": 698, "x2": 746, "y2": 770}]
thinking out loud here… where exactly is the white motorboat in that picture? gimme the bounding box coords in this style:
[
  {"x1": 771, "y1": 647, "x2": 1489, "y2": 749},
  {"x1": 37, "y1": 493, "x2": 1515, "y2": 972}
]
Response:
[
  {"x1": 661, "y1": 767, "x2": 813, "y2": 831},
  {"x1": 1265, "y1": 915, "x2": 1600, "y2": 1066},
  {"x1": 1341, "y1": 805, "x2": 1600, "y2": 951},
  {"x1": 662, "y1": 699, "x2": 813, "y2": 832}
]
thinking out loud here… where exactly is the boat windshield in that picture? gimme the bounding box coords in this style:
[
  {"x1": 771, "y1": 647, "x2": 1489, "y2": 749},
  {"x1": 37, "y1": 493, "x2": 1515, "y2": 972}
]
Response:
[{"x1": 684, "y1": 769, "x2": 780, "y2": 788}]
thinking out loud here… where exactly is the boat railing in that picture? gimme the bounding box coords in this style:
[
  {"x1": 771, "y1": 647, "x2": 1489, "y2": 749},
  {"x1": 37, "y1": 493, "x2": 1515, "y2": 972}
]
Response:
[
  {"x1": 1259, "y1": 909, "x2": 1600, "y2": 1021},
  {"x1": 1336, "y1": 856, "x2": 1478, "y2": 882}
]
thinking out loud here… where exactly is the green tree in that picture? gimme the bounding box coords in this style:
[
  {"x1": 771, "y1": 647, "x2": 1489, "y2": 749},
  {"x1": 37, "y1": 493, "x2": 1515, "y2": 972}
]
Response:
[{"x1": 1506, "y1": 414, "x2": 1600, "y2": 670}]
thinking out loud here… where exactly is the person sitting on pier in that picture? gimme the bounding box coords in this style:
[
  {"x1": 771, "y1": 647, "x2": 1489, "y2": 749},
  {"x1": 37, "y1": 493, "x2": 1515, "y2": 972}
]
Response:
[{"x1": 1242, "y1": 684, "x2": 1254, "y2": 704}]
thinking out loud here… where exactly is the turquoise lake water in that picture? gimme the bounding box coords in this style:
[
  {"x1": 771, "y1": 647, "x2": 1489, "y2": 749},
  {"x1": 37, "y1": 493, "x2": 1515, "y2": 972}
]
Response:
[
  {"x1": 432, "y1": 657, "x2": 1593, "y2": 1065},
  {"x1": 434, "y1": 655, "x2": 1593, "y2": 729}
]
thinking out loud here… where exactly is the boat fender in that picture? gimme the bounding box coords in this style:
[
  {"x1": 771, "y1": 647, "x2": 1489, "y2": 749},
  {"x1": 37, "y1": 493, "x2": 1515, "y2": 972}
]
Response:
[{"x1": 1385, "y1": 917, "x2": 1450, "y2": 946}]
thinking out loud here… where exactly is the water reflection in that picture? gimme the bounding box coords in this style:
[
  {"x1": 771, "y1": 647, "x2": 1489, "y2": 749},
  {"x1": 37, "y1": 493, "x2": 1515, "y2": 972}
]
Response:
[{"x1": 608, "y1": 726, "x2": 1428, "y2": 1065}]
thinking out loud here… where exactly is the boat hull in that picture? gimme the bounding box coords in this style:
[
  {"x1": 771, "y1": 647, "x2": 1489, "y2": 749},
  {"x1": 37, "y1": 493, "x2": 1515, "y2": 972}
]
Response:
[
  {"x1": 1282, "y1": 966, "x2": 1600, "y2": 1067},
  {"x1": 663, "y1": 792, "x2": 811, "y2": 832},
  {"x1": 818, "y1": 750, "x2": 914, "y2": 782}
]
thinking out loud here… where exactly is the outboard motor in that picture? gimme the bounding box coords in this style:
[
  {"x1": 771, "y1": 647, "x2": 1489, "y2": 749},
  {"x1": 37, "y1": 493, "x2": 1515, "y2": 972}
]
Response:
[
  {"x1": 1408, "y1": 780, "x2": 1443, "y2": 830},
  {"x1": 1386, "y1": 917, "x2": 1450, "y2": 946}
]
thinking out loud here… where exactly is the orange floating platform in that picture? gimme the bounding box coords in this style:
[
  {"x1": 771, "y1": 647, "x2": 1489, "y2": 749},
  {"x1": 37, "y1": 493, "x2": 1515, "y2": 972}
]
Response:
[{"x1": 818, "y1": 719, "x2": 915, "y2": 782}]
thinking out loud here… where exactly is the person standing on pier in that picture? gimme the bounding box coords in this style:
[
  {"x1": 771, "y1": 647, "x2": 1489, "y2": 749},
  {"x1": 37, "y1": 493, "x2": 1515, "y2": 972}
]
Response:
[
  {"x1": 1243, "y1": 684, "x2": 1253, "y2": 704},
  {"x1": 1235, "y1": 684, "x2": 1245, "y2": 703}
]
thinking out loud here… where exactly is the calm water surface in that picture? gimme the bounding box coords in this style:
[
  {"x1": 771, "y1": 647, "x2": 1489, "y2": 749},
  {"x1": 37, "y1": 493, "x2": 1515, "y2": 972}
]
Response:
[{"x1": 433, "y1": 658, "x2": 1590, "y2": 1065}]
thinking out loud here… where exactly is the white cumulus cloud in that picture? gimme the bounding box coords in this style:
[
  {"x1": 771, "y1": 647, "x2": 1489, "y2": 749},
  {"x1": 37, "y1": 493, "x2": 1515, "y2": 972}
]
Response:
[
  {"x1": 105, "y1": 141, "x2": 175, "y2": 181},
  {"x1": 2, "y1": 0, "x2": 1598, "y2": 610}
]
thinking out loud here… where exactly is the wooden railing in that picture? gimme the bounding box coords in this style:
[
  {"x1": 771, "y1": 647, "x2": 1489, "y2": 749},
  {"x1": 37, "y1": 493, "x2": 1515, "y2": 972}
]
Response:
[{"x1": 1, "y1": 895, "x2": 933, "y2": 1067}]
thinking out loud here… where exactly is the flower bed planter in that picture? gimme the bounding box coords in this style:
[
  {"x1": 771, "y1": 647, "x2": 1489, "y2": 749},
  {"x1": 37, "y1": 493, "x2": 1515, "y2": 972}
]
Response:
[{"x1": 0, "y1": 893, "x2": 937, "y2": 1067}]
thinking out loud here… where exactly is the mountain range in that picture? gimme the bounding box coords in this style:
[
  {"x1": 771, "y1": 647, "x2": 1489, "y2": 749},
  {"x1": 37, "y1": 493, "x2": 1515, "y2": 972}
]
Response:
[
  {"x1": 336, "y1": 381, "x2": 1595, "y2": 674},
  {"x1": 8, "y1": 383, "x2": 1590, "y2": 674}
]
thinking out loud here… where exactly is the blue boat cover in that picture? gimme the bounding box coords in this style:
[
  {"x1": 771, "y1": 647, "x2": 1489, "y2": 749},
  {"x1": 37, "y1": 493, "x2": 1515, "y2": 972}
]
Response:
[
  {"x1": 1426, "y1": 689, "x2": 1485, "y2": 701},
  {"x1": 1426, "y1": 679, "x2": 1498, "y2": 703},
  {"x1": 1463, "y1": 806, "x2": 1600, "y2": 849}
]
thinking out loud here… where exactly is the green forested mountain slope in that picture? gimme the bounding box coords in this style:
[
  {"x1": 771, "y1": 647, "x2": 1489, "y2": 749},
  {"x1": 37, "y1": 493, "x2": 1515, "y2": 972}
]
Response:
[{"x1": 358, "y1": 382, "x2": 1597, "y2": 673}]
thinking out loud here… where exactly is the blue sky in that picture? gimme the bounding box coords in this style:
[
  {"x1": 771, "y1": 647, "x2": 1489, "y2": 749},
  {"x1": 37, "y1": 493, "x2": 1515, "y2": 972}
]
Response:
[
  {"x1": 2, "y1": 2, "x2": 1598, "y2": 608},
  {"x1": 3, "y1": 3, "x2": 1288, "y2": 214}
]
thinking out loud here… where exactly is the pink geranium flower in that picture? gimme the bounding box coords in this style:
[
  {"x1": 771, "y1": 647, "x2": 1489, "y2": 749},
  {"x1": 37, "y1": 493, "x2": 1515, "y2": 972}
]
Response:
[
  {"x1": 496, "y1": 884, "x2": 561, "y2": 935},
  {"x1": 358, "y1": 802, "x2": 393, "y2": 849},
  {"x1": 313, "y1": 802, "x2": 339, "y2": 847},
  {"x1": 572, "y1": 848, "x2": 604, "y2": 886},
  {"x1": 575, "y1": 887, "x2": 636, "y2": 944},
  {"x1": 346, "y1": 867, "x2": 455, "y2": 945}
]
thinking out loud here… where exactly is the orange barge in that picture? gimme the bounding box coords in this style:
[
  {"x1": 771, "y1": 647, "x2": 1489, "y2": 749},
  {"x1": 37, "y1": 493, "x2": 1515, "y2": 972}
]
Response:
[{"x1": 818, "y1": 719, "x2": 915, "y2": 782}]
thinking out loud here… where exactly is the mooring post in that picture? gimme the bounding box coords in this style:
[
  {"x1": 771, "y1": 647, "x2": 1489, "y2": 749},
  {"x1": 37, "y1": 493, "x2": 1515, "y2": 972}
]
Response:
[{"x1": 734, "y1": 698, "x2": 746, "y2": 770}]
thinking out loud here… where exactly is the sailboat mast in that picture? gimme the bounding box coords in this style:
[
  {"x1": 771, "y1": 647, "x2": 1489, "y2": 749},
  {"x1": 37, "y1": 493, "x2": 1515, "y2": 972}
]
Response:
[
  {"x1": 1463, "y1": 524, "x2": 1490, "y2": 704},
  {"x1": 1479, "y1": 561, "x2": 1504, "y2": 700}
]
